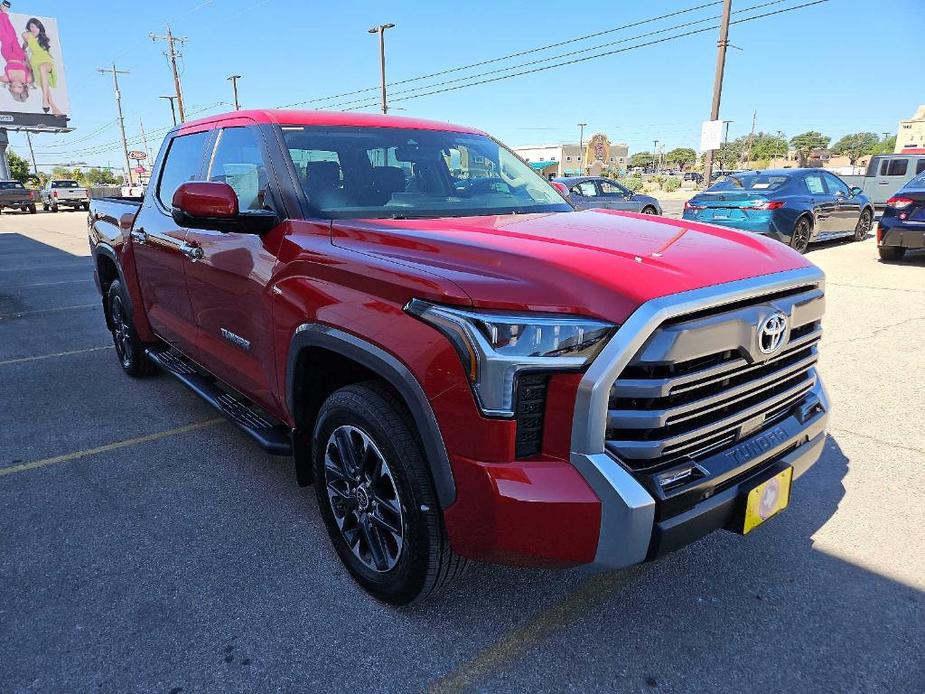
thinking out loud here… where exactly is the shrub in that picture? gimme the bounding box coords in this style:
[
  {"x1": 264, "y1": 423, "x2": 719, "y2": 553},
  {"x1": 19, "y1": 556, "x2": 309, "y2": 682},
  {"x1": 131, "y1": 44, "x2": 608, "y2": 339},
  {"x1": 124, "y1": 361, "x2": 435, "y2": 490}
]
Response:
[
  {"x1": 663, "y1": 176, "x2": 681, "y2": 192},
  {"x1": 619, "y1": 176, "x2": 643, "y2": 192}
]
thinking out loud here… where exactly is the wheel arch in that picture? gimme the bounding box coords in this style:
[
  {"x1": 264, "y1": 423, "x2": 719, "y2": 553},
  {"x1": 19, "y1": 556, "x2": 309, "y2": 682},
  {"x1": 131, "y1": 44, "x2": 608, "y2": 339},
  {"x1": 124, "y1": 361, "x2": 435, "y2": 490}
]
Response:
[
  {"x1": 94, "y1": 245, "x2": 124, "y2": 331},
  {"x1": 287, "y1": 324, "x2": 456, "y2": 509}
]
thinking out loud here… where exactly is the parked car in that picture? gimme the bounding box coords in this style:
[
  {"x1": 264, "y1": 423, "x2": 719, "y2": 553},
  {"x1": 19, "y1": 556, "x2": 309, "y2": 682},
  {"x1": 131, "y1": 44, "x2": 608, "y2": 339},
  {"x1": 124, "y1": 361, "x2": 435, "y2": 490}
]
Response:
[
  {"x1": 553, "y1": 175, "x2": 661, "y2": 214},
  {"x1": 841, "y1": 153, "x2": 925, "y2": 207},
  {"x1": 0, "y1": 179, "x2": 37, "y2": 214},
  {"x1": 877, "y1": 171, "x2": 925, "y2": 261},
  {"x1": 683, "y1": 172, "x2": 704, "y2": 184},
  {"x1": 683, "y1": 169, "x2": 875, "y2": 253},
  {"x1": 41, "y1": 179, "x2": 89, "y2": 212},
  {"x1": 89, "y1": 110, "x2": 829, "y2": 604}
]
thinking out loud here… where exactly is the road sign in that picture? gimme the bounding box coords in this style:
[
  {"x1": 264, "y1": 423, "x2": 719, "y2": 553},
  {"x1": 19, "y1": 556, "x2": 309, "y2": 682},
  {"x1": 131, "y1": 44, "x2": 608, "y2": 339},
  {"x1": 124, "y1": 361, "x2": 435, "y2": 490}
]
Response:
[
  {"x1": 128, "y1": 150, "x2": 147, "y2": 160},
  {"x1": 700, "y1": 120, "x2": 724, "y2": 151}
]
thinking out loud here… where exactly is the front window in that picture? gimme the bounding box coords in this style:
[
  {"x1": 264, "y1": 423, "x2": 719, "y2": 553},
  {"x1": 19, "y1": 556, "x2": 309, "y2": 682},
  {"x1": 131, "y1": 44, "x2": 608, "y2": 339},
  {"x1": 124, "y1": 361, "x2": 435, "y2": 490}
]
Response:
[
  {"x1": 282, "y1": 126, "x2": 570, "y2": 219},
  {"x1": 710, "y1": 173, "x2": 790, "y2": 192}
]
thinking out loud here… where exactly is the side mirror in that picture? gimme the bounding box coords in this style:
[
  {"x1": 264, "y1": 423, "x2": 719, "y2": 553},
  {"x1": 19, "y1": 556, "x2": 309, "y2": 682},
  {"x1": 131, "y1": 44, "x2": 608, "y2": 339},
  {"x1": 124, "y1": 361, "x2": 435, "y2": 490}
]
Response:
[
  {"x1": 850, "y1": 186, "x2": 863, "y2": 196},
  {"x1": 171, "y1": 181, "x2": 279, "y2": 233}
]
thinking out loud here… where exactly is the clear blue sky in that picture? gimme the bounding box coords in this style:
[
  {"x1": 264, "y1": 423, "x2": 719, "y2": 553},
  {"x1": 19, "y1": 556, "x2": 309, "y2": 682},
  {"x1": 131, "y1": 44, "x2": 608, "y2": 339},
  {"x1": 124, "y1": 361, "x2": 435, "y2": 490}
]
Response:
[{"x1": 11, "y1": 0, "x2": 925, "y2": 170}]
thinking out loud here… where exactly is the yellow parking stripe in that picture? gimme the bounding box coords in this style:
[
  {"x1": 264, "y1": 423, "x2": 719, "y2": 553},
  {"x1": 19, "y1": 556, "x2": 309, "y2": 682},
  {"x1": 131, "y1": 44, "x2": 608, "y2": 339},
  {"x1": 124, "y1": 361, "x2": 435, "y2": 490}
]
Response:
[
  {"x1": 0, "y1": 345, "x2": 114, "y2": 366},
  {"x1": 0, "y1": 419, "x2": 224, "y2": 478},
  {"x1": 428, "y1": 570, "x2": 640, "y2": 692}
]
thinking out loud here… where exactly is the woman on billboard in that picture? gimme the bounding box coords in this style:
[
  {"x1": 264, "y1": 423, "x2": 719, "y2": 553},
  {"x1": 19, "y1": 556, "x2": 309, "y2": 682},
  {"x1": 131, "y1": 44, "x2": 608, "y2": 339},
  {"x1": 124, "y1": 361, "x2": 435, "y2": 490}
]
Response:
[
  {"x1": 22, "y1": 17, "x2": 61, "y2": 115},
  {"x1": 0, "y1": 3, "x2": 31, "y2": 102}
]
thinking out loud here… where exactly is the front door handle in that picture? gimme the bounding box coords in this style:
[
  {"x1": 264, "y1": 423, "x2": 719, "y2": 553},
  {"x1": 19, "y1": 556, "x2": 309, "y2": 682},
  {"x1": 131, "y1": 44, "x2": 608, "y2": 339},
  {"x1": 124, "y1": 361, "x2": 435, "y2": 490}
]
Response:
[
  {"x1": 130, "y1": 228, "x2": 147, "y2": 244},
  {"x1": 179, "y1": 242, "x2": 204, "y2": 262}
]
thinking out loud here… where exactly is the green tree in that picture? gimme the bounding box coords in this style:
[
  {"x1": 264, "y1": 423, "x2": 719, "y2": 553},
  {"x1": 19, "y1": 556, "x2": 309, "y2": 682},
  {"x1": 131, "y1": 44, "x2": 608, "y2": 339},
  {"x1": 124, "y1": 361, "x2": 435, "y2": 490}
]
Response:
[
  {"x1": 629, "y1": 151, "x2": 654, "y2": 169},
  {"x1": 665, "y1": 147, "x2": 696, "y2": 170},
  {"x1": 714, "y1": 137, "x2": 746, "y2": 169},
  {"x1": 789, "y1": 131, "x2": 830, "y2": 167},
  {"x1": 831, "y1": 132, "x2": 879, "y2": 165},
  {"x1": 873, "y1": 135, "x2": 896, "y2": 155},
  {"x1": 84, "y1": 167, "x2": 120, "y2": 186},
  {"x1": 749, "y1": 132, "x2": 788, "y2": 162},
  {"x1": 6, "y1": 149, "x2": 32, "y2": 182}
]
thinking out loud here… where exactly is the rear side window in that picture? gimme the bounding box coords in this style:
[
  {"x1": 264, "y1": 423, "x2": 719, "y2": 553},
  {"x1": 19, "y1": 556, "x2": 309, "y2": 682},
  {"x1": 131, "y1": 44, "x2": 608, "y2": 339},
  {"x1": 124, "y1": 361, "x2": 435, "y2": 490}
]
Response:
[
  {"x1": 882, "y1": 159, "x2": 908, "y2": 176},
  {"x1": 207, "y1": 127, "x2": 270, "y2": 211},
  {"x1": 157, "y1": 131, "x2": 210, "y2": 209},
  {"x1": 803, "y1": 174, "x2": 826, "y2": 195}
]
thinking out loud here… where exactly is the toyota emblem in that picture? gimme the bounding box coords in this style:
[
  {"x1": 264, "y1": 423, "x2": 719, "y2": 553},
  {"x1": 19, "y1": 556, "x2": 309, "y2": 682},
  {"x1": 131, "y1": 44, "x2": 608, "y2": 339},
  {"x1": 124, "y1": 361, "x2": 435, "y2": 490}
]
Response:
[{"x1": 757, "y1": 311, "x2": 788, "y2": 355}]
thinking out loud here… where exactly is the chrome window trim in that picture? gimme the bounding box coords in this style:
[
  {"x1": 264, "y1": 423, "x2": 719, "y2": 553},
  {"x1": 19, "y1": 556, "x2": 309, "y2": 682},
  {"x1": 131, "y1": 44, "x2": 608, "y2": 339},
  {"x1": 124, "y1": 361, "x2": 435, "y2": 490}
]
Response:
[{"x1": 568, "y1": 265, "x2": 826, "y2": 570}]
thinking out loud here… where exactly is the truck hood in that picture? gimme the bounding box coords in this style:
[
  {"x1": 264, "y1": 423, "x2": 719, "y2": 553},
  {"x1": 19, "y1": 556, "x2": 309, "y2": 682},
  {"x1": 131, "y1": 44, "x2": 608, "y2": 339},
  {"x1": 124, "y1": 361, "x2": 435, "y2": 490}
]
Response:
[{"x1": 331, "y1": 209, "x2": 812, "y2": 323}]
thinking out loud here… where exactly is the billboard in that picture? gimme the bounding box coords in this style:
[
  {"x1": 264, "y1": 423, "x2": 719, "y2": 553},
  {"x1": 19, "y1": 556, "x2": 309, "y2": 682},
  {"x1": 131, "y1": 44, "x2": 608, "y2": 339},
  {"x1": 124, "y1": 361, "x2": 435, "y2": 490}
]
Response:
[{"x1": 0, "y1": 7, "x2": 69, "y2": 130}]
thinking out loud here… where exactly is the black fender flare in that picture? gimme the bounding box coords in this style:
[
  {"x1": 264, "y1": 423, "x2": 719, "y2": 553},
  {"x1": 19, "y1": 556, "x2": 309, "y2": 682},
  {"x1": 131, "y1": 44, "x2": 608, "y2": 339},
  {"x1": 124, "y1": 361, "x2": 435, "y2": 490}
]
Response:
[
  {"x1": 286, "y1": 323, "x2": 456, "y2": 509},
  {"x1": 92, "y1": 243, "x2": 130, "y2": 329}
]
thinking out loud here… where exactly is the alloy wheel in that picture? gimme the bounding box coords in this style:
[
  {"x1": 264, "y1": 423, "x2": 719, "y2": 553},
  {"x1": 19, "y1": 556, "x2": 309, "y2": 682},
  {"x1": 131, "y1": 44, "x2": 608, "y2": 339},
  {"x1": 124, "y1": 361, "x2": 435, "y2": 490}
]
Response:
[
  {"x1": 791, "y1": 218, "x2": 811, "y2": 253},
  {"x1": 110, "y1": 294, "x2": 133, "y2": 368},
  {"x1": 324, "y1": 424, "x2": 404, "y2": 573},
  {"x1": 855, "y1": 210, "x2": 872, "y2": 241}
]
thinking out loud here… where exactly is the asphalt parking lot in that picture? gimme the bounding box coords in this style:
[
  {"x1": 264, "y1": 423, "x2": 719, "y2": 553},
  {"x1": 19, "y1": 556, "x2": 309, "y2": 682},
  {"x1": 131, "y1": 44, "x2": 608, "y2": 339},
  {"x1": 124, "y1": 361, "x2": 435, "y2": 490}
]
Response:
[{"x1": 1, "y1": 211, "x2": 923, "y2": 692}]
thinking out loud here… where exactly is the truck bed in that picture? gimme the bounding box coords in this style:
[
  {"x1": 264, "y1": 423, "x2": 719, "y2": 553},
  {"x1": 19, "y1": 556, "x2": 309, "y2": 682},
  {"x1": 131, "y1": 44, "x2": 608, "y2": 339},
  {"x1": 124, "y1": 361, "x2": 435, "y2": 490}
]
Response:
[{"x1": 89, "y1": 197, "x2": 143, "y2": 242}]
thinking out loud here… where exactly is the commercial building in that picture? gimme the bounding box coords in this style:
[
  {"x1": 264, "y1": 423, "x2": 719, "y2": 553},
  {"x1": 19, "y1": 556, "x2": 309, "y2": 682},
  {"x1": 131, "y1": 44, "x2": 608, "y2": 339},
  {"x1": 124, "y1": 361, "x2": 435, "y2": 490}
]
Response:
[
  {"x1": 513, "y1": 134, "x2": 628, "y2": 179},
  {"x1": 896, "y1": 104, "x2": 925, "y2": 154}
]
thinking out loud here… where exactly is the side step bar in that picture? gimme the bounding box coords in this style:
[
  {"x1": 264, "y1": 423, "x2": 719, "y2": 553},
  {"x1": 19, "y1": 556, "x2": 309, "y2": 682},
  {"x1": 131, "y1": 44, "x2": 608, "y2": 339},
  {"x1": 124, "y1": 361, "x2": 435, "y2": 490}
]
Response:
[{"x1": 145, "y1": 346, "x2": 293, "y2": 456}]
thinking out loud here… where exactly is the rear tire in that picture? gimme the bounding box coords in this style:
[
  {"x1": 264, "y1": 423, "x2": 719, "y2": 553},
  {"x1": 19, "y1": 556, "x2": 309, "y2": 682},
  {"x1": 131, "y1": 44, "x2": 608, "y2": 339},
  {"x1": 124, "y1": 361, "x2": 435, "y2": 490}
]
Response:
[
  {"x1": 28, "y1": 204, "x2": 36, "y2": 214},
  {"x1": 312, "y1": 383, "x2": 466, "y2": 605},
  {"x1": 51, "y1": 203, "x2": 58, "y2": 213},
  {"x1": 107, "y1": 279, "x2": 157, "y2": 378},
  {"x1": 789, "y1": 216, "x2": 812, "y2": 254},
  {"x1": 82, "y1": 202, "x2": 90, "y2": 211},
  {"x1": 854, "y1": 209, "x2": 872, "y2": 241},
  {"x1": 878, "y1": 246, "x2": 906, "y2": 262}
]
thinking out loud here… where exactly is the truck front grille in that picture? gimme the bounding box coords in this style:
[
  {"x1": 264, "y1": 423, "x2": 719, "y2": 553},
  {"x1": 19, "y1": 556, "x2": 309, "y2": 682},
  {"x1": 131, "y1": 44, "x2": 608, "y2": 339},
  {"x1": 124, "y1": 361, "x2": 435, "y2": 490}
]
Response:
[{"x1": 605, "y1": 285, "x2": 823, "y2": 472}]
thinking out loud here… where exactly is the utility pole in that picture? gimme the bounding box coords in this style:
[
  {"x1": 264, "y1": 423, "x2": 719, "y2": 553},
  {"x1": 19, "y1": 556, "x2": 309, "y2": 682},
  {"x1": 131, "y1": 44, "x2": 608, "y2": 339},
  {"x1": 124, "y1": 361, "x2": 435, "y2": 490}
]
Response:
[
  {"x1": 227, "y1": 75, "x2": 241, "y2": 110},
  {"x1": 746, "y1": 110, "x2": 757, "y2": 167},
  {"x1": 701, "y1": 0, "x2": 733, "y2": 188},
  {"x1": 150, "y1": 26, "x2": 187, "y2": 122},
  {"x1": 653, "y1": 139, "x2": 659, "y2": 173},
  {"x1": 25, "y1": 131, "x2": 38, "y2": 175},
  {"x1": 139, "y1": 118, "x2": 152, "y2": 177},
  {"x1": 159, "y1": 95, "x2": 178, "y2": 127},
  {"x1": 578, "y1": 123, "x2": 587, "y2": 173},
  {"x1": 97, "y1": 63, "x2": 133, "y2": 187},
  {"x1": 368, "y1": 23, "x2": 396, "y2": 114}
]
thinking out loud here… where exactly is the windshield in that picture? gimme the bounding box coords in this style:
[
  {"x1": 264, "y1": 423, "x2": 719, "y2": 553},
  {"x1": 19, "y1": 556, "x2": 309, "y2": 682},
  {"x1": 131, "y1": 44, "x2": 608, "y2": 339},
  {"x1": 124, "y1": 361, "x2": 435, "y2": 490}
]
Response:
[
  {"x1": 281, "y1": 126, "x2": 571, "y2": 219},
  {"x1": 52, "y1": 180, "x2": 79, "y2": 188},
  {"x1": 709, "y1": 173, "x2": 790, "y2": 192}
]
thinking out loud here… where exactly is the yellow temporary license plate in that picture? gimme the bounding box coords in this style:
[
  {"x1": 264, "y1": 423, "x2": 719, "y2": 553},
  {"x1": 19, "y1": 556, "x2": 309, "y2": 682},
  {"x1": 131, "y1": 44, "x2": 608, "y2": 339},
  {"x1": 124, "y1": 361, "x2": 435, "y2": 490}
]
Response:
[{"x1": 742, "y1": 467, "x2": 793, "y2": 534}]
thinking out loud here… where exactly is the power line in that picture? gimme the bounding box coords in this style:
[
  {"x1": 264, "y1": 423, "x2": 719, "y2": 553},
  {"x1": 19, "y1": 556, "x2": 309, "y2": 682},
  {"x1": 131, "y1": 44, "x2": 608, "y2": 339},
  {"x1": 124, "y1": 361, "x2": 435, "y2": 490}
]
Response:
[
  {"x1": 328, "y1": 0, "x2": 791, "y2": 111},
  {"x1": 340, "y1": 1, "x2": 827, "y2": 112},
  {"x1": 279, "y1": 1, "x2": 726, "y2": 109}
]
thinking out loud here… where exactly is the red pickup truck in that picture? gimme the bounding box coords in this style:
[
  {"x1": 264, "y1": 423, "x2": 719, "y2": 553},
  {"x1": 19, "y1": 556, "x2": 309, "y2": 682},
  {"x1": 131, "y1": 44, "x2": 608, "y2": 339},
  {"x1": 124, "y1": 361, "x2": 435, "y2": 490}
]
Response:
[{"x1": 89, "y1": 110, "x2": 829, "y2": 604}]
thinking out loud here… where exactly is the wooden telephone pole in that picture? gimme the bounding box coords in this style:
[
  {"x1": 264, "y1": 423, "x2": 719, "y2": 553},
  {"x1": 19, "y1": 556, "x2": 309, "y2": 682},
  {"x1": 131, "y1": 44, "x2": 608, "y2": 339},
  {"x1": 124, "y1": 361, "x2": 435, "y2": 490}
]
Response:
[
  {"x1": 96, "y1": 63, "x2": 133, "y2": 186},
  {"x1": 150, "y1": 26, "x2": 187, "y2": 122},
  {"x1": 702, "y1": 0, "x2": 733, "y2": 188}
]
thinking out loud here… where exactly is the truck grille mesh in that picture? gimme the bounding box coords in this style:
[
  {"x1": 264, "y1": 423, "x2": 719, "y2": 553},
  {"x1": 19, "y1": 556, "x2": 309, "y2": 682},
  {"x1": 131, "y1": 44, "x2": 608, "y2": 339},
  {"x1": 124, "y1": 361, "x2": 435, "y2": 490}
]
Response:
[{"x1": 605, "y1": 286, "x2": 822, "y2": 472}]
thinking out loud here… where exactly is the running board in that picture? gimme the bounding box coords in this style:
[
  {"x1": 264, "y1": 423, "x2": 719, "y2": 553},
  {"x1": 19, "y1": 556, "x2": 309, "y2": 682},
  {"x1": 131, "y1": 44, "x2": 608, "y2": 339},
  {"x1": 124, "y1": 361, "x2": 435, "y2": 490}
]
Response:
[{"x1": 145, "y1": 346, "x2": 293, "y2": 456}]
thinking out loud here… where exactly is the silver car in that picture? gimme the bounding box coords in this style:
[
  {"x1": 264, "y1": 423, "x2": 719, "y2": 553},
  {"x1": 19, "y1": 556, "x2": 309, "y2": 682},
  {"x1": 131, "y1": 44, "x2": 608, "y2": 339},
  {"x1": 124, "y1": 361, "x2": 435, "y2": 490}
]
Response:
[{"x1": 554, "y1": 176, "x2": 662, "y2": 214}]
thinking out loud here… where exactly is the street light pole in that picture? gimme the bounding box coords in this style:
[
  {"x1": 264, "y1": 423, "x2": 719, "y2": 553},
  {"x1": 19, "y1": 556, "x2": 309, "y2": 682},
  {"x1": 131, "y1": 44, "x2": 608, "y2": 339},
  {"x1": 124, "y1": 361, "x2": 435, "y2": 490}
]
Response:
[
  {"x1": 368, "y1": 23, "x2": 396, "y2": 114},
  {"x1": 227, "y1": 74, "x2": 241, "y2": 110},
  {"x1": 702, "y1": 0, "x2": 733, "y2": 188},
  {"x1": 160, "y1": 95, "x2": 178, "y2": 127},
  {"x1": 578, "y1": 123, "x2": 587, "y2": 173}
]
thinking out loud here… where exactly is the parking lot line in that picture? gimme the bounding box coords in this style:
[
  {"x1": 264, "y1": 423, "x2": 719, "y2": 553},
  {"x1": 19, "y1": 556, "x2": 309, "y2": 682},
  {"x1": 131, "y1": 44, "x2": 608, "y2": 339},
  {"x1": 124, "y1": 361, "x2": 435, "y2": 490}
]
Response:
[
  {"x1": 0, "y1": 303, "x2": 98, "y2": 319},
  {"x1": 0, "y1": 345, "x2": 114, "y2": 366},
  {"x1": 428, "y1": 570, "x2": 639, "y2": 693},
  {"x1": 0, "y1": 419, "x2": 224, "y2": 478}
]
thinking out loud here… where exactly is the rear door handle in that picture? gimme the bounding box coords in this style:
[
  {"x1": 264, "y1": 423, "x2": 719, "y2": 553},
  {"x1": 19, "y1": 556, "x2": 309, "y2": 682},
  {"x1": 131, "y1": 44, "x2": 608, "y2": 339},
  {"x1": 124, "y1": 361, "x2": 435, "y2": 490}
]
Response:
[
  {"x1": 130, "y1": 228, "x2": 147, "y2": 244},
  {"x1": 179, "y1": 242, "x2": 204, "y2": 262}
]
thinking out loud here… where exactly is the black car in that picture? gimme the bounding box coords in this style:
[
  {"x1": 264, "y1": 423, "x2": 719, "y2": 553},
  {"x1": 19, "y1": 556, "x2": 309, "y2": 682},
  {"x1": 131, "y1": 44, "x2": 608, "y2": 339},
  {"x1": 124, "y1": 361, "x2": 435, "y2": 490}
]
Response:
[{"x1": 878, "y1": 172, "x2": 925, "y2": 261}]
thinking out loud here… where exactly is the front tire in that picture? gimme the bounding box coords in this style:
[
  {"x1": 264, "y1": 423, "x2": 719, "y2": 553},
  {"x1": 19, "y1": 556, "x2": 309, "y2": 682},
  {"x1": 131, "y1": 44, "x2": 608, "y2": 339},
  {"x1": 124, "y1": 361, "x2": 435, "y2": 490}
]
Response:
[
  {"x1": 878, "y1": 246, "x2": 906, "y2": 262},
  {"x1": 854, "y1": 209, "x2": 873, "y2": 241},
  {"x1": 107, "y1": 279, "x2": 157, "y2": 378},
  {"x1": 641, "y1": 205, "x2": 658, "y2": 215},
  {"x1": 50, "y1": 203, "x2": 58, "y2": 213},
  {"x1": 28, "y1": 204, "x2": 36, "y2": 214},
  {"x1": 312, "y1": 383, "x2": 465, "y2": 605},
  {"x1": 790, "y1": 216, "x2": 812, "y2": 254}
]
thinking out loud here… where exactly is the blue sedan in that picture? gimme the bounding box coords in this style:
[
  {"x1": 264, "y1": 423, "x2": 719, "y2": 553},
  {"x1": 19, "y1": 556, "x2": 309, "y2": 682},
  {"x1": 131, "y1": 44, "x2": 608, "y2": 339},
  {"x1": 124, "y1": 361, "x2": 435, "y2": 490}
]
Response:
[
  {"x1": 877, "y1": 172, "x2": 925, "y2": 261},
  {"x1": 682, "y1": 169, "x2": 875, "y2": 253}
]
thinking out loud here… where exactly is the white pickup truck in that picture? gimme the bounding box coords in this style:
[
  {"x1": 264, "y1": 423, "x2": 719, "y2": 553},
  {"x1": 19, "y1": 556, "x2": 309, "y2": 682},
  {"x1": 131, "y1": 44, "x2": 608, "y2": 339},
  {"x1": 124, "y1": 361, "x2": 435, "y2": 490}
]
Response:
[{"x1": 41, "y1": 179, "x2": 89, "y2": 212}]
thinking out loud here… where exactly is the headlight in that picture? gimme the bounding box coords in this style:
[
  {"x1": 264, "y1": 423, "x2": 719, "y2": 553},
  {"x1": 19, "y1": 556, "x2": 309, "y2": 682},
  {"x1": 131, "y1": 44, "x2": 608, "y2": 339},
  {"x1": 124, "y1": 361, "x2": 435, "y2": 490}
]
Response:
[{"x1": 406, "y1": 299, "x2": 617, "y2": 416}]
